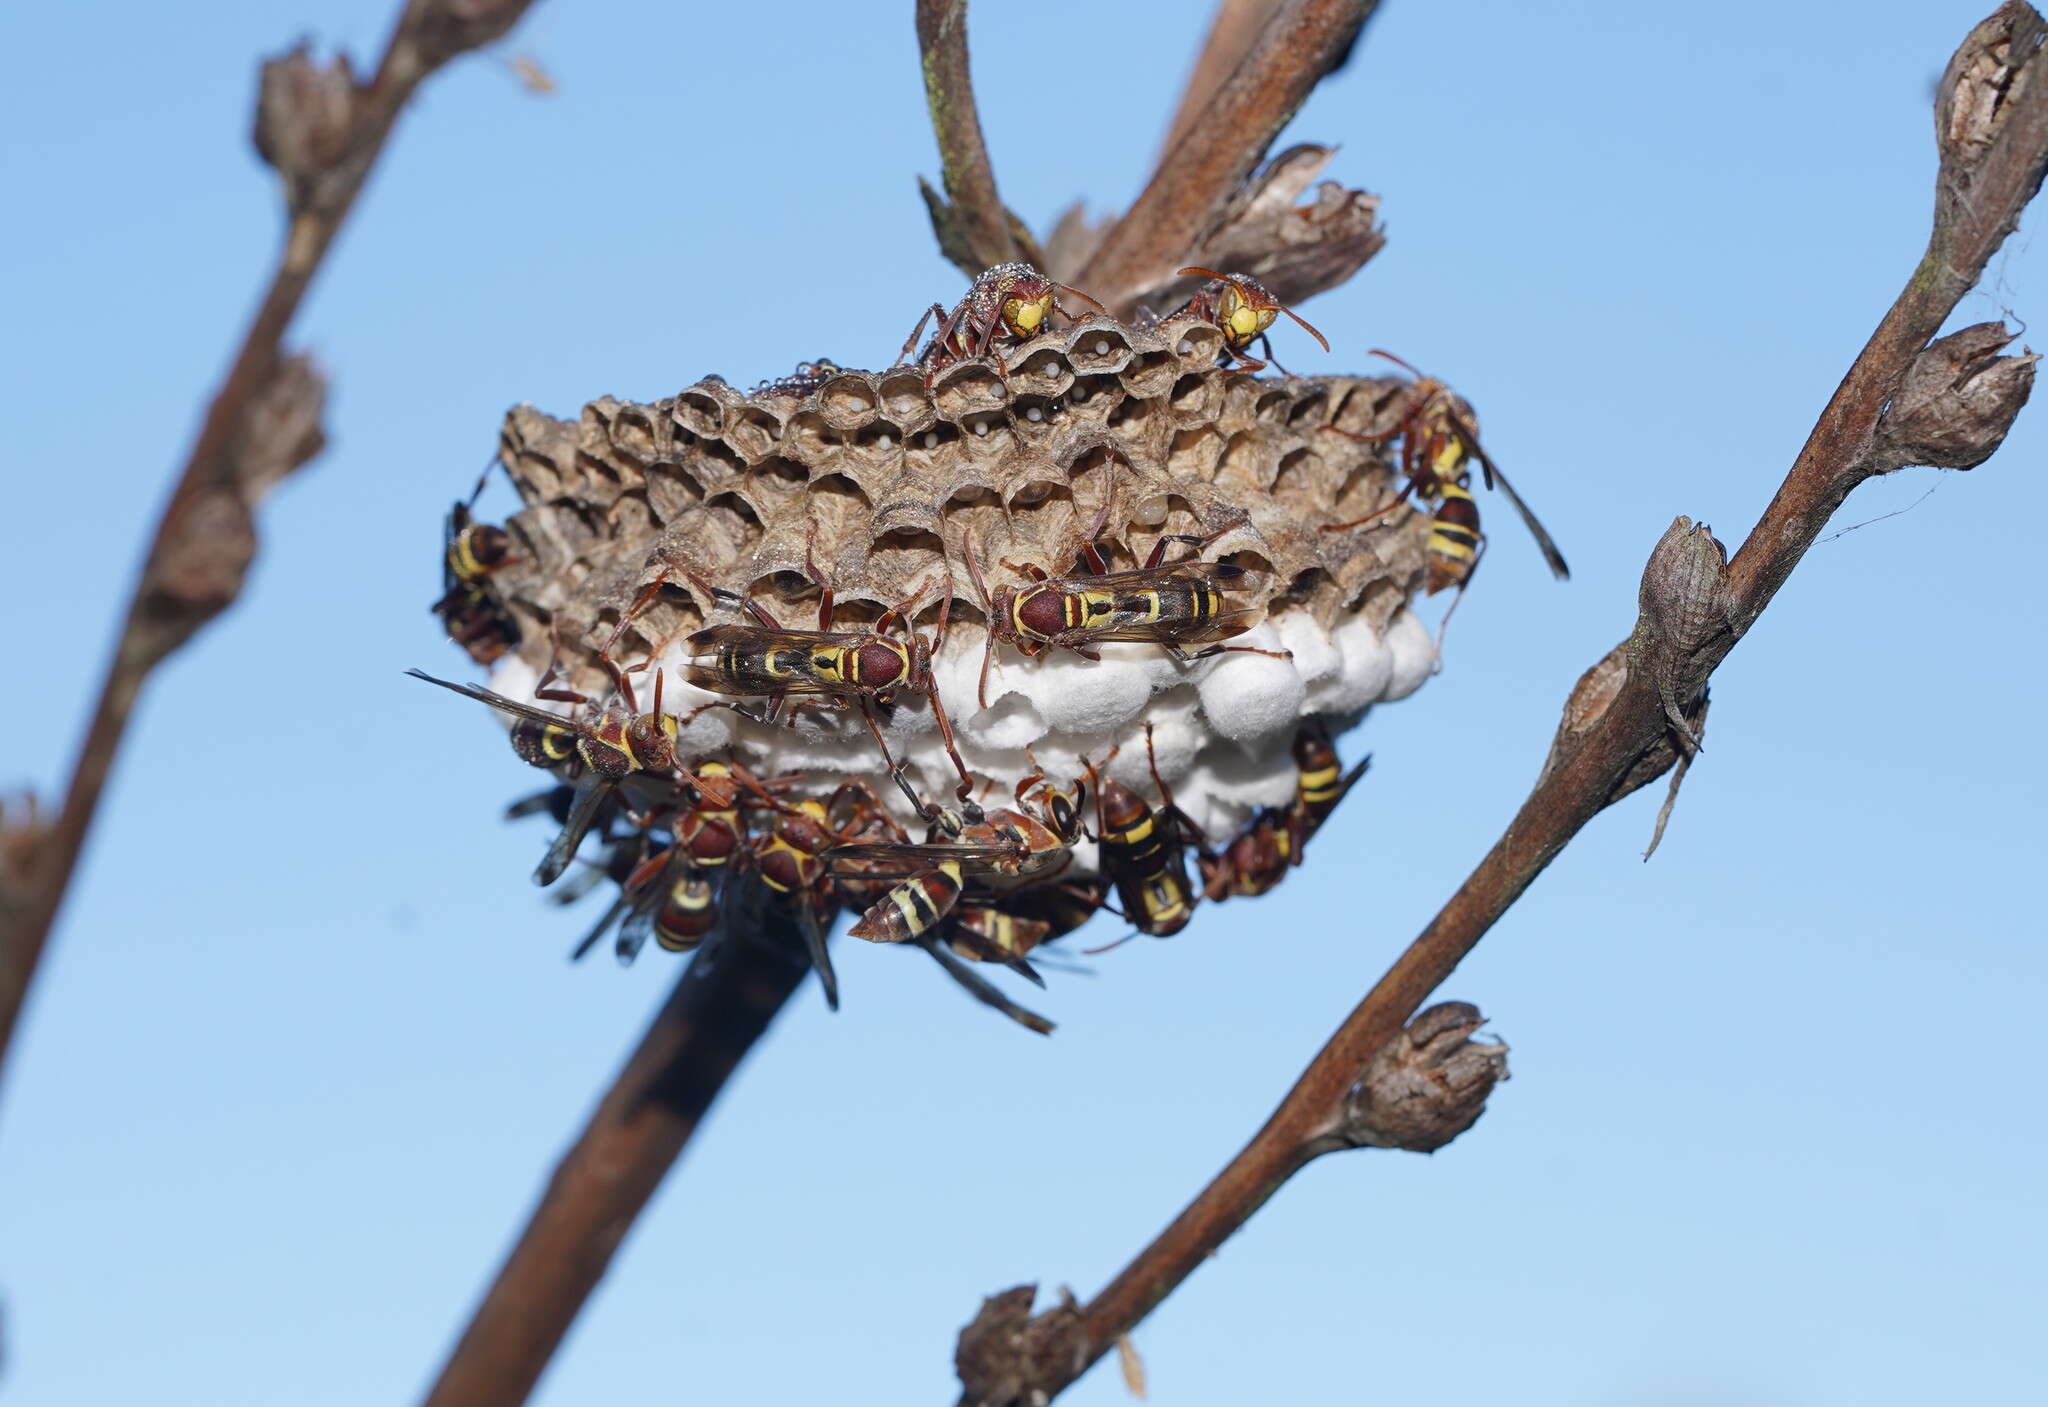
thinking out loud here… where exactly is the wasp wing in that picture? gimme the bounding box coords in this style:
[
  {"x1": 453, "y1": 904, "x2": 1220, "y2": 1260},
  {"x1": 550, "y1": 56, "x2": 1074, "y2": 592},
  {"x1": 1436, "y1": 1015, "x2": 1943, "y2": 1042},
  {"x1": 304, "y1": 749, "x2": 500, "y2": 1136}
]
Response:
[
  {"x1": 825, "y1": 841, "x2": 1024, "y2": 874},
  {"x1": 1448, "y1": 412, "x2": 1569, "y2": 580},
  {"x1": 533, "y1": 775, "x2": 615, "y2": 888},
  {"x1": 795, "y1": 894, "x2": 839, "y2": 1010},
  {"x1": 918, "y1": 938, "x2": 1054, "y2": 1035},
  {"x1": 945, "y1": 922, "x2": 1047, "y2": 988},
  {"x1": 567, "y1": 893, "x2": 633, "y2": 963},
  {"x1": 407, "y1": 668, "x2": 579, "y2": 730},
  {"x1": 1083, "y1": 609, "x2": 1261, "y2": 648}
]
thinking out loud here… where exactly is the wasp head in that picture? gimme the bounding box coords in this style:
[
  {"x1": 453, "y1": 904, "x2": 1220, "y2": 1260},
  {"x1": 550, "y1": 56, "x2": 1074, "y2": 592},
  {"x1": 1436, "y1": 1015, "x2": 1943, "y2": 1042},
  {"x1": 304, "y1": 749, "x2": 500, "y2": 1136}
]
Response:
[
  {"x1": 1000, "y1": 283, "x2": 1055, "y2": 339},
  {"x1": 1216, "y1": 278, "x2": 1279, "y2": 349},
  {"x1": 627, "y1": 712, "x2": 681, "y2": 773},
  {"x1": 973, "y1": 263, "x2": 1057, "y2": 341}
]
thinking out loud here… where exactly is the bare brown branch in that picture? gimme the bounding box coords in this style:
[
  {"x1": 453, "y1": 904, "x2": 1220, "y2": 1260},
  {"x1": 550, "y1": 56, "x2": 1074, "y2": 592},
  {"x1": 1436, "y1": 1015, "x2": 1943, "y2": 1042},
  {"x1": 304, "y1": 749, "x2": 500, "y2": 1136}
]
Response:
[
  {"x1": 0, "y1": 0, "x2": 537, "y2": 1107},
  {"x1": 1075, "y1": 0, "x2": 1382, "y2": 316},
  {"x1": 953, "y1": 6, "x2": 2048, "y2": 1401},
  {"x1": 1157, "y1": 0, "x2": 1285, "y2": 168},
  {"x1": 420, "y1": 914, "x2": 812, "y2": 1407},
  {"x1": 915, "y1": 0, "x2": 1043, "y2": 277}
]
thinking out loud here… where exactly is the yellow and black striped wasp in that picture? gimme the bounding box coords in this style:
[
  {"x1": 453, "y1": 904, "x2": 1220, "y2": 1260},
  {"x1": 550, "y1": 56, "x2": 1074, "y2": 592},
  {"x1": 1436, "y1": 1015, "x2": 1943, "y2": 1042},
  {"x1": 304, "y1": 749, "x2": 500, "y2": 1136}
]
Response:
[
  {"x1": 962, "y1": 518, "x2": 1291, "y2": 710},
  {"x1": 407, "y1": 664, "x2": 738, "y2": 887},
  {"x1": 1170, "y1": 266, "x2": 1331, "y2": 376},
  {"x1": 566, "y1": 759, "x2": 764, "y2": 966},
  {"x1": 608, "y1": 551, "x2": 976, "y2": 818},
  {"x1": 835, "y1": 808, "x2": 1070, "y2": 947},
  {"x1": 1085, "y1": 724, "x2": 1204, "y2": 941},
  {"x1": 828, "y1": 788, "x2": 1075, "y2": 1035},
  {"x1": 1319, "y1": 351, "x2": 1568, "y2": 596},
  {"x1": 1199, "y1": 727, "x2": 1370, "y2": 901},
  {"x1": 600, "y1": 845, "x2": 721, "y2": 965},
  {"x1": 433, "y1": 464, "x2": 521, "y2": 665},
  {"x1": 742, "y1": 781, "x2": 867, "y2": 1010}
]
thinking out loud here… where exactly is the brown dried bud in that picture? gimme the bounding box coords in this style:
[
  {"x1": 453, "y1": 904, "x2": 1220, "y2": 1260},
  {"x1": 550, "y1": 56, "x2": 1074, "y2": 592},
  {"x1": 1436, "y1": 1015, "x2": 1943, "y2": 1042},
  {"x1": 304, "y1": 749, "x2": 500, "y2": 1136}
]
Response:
[
  {"x1": 136, "y1": 354, "x2": 327, "y2": 669},
  {"x1": 0, "y1": 791, "x2": 50, "y2": 922},
  {"x1": 228, "y1": 352, "x2": 329, "y2": 497},
  {"x1": 955, "y1": 1284, "x2": 1082, "y2": 1407},
  {"x1": 1864, "y1": 322, "x2": 2038, "y2": 474},
  {"x1": 253, "y1": 44, "x2": 360, "y2": 217},
  {"x1": 1338, "y1": 1002, "x2": 1509, "y2": 1153},
  {"x1": 1936, "y1": 4, "x2": 2047, "y2": 174},
  {"x1": 1635, "y1": 516, "x2": 1733, "y2": 755},
  {"x1": 404, "y1": 0, "x2": 537, "y2": 72}
]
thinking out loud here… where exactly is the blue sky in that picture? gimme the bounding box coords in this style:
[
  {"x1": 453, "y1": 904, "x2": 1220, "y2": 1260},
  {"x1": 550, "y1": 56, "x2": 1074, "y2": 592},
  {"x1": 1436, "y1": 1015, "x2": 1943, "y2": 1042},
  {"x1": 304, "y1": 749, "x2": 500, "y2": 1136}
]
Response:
[{"x1": 3, "y1": 2, "x2": 2042, "y2": 1404}]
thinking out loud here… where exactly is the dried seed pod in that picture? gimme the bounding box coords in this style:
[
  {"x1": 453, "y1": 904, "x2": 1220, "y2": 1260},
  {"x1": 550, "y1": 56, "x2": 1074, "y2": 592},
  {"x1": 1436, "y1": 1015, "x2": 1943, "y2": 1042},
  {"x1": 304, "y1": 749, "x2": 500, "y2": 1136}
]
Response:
[
  {"x1": 1864, "y1": 321, "x2": 2038, "y2": 474},
  {"x1": 1336, "y1": 1001, "x2": 1510, "y2": 1153}
]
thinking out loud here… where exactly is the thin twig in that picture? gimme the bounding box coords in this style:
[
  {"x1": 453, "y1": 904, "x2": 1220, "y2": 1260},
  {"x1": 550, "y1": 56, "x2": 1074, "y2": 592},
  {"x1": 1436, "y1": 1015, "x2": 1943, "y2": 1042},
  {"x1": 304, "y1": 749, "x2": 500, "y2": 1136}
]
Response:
[
  {"x1": 420, "y1": 916, "x2": 813, "y2": 1407},
  {"x1": 916, "y1": 0, "x2": 1041, "y2": 276},
  {"x1": 1075, "y1": 0, "x2": 1381, "y2": 316},
  {"x1": 0, "y1": 0, "x2": 537, "y2": 1106},
  {"x1": 954, "y1": 5, "x2": 2048, "y2": 1401}
]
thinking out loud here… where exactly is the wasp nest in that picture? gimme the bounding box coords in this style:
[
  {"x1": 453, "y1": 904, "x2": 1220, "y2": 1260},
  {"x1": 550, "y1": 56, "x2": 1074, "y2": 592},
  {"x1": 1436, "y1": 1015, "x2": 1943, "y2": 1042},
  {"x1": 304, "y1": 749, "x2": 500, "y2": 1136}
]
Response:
[{"x1": 481, "y1": 312, "x2": 1433, "y2": 849}]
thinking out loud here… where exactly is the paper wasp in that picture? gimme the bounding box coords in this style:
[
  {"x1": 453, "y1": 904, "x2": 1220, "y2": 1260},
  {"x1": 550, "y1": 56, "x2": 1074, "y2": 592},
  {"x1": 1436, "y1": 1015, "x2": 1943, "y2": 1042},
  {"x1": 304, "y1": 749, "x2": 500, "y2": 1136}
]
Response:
[
  {"x1": 746, "y1": 788, "x2": 855, "y2": 1010},
  {"x1": 751, "y1": 357, "x2": 844, "y2": 398},
  {"x1": 1170, "y1": 267, "x2": 1330, "y2": 376},
  {"x1": 1086, "y1": 724, "x2": 1203, "y2": 940},
  {"x1": 963, "y1": 520, "x2": 1290, "y2": 710},
  {"x1": 1319, "y1": 351, "x2": 1568, "y2": 594},
  {"x1": 832, "y1": 761, "x2": 1085, "y2": 951},
  {"x1": 898, "y1": 261, "x2": 1107, "y2": 388},
  {"x1": 1199, "y1": 727, "x2": 1370, "y2": 901},
  {"x1": 652, "y1": 552, "x2": 976, "y2": 816},
  {"x1": 433, "y1": 464, "x2": 521, "y2": 665},
  {"x1": 828, "y1": 785, "x2": 1074, "y2": 1035},
  {"x1": 602, "y1": 843, "x2": 722, "y2": 965},
  {"x1": 406, "y1": 665, "x2": 737, "y2": 888},
  {"x1": 563, "y1": 758, "x2": 758, "y2": 966}
]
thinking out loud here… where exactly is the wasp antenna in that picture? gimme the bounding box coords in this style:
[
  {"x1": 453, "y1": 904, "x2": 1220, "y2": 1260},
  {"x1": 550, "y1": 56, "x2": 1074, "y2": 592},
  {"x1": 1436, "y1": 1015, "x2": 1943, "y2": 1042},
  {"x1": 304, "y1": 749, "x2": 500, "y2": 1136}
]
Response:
[
  {"x1": 1174, "y1": 265, "x2": 1233, "y2": 284},
  {"x1": 1055, "y1": 281, "x2": 1108, "y2": 315},
  {"x1": 1368, "y1": 347, "x2": 1426, "y2": 379},
  {"x1": 1080, "y1": 930, "x2": 1140, "y2": 956},
  {"x1": 1281, "y1": 303, "x2": 1331, "y2": 353}
]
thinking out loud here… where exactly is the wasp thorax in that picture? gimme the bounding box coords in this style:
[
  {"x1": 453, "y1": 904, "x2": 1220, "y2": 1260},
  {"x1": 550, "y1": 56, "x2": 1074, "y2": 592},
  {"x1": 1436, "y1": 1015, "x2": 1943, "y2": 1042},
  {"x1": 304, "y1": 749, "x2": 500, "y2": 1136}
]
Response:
[{"x1": 854, "y1": 640, "x2": 908, "y2": 688}]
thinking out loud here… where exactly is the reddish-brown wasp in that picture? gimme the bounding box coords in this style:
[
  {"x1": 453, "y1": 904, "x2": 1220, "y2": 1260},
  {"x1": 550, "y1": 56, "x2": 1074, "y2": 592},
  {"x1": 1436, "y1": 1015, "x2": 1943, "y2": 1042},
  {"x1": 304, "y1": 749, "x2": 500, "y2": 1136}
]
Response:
[
  {"x1": 652, "y1": 554, "x2": 976, "y2": 817},
  {"x1": 963, "y1": 522, "x2": 1290, "y2": 710},
  {"x1": 745, "y1": 786, "x2": 858, "y2": 1009},
  {"x1": 1170, "y1": 267, "x2": 1331, "y2": 376},
  {"x1": 567, "y1": 758, "x2": 763, "y2": 965},
  {"x1": 833, "y1": 802, "x2": 1070, "y2": 949},
  {"x1": 598, "y1": 844, "x2": 723, "y2": 965},
  {"x1": 899, "y1": 261, "x2": 1107, "y2": 387},
  {"x1": 1198, "y1": 728, "x2": 1370, "y2": 901},
  {"x1": 1319, "y1": 351, "x2": 1568, "y2": 595},
  {"x1": 828, "y1": 787, "x2": 1072, "y2": 1034},
  {"x1": 433, "y1": 465, "x2": 521, "y2": 664},
  {"x1": 834, "y1": 754, "x2": 1086, "y2": 946},
  {"x1": 1085, "y1": 725, "x2": 1205, "y2": 941},
  {"x1": 407, "y1": 665, "x2": 738, "y2": 887}
]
